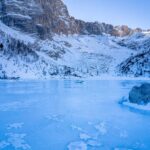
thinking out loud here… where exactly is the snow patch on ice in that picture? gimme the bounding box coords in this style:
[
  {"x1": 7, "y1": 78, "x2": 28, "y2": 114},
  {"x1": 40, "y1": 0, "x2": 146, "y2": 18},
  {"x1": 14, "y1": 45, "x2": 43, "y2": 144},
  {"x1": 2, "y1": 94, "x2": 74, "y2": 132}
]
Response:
[
  {"x1": 6, "y1": 133, "x2": 31, "y2": 150},
  {"x1": 71, "y1": 125, "x2": 85, "y2": 132},
  {"x1": 95, "y1": 122, "x2": 107, "y2": 135},
  {"x1": 45, "y1": 114, "x2": 64, "y2": 122},
  {"x1": 68, "y1": 141, "x2": 87, "y2": 150},
  {"x1": 7, "y1": 123, "x2": 24, "y2": 130},
  {"x1": 0, "y1": 133, "x2": 30, "y2": 150},
  {"x1": 79, "y1": 133, "x2": 91, "y2": 140}
]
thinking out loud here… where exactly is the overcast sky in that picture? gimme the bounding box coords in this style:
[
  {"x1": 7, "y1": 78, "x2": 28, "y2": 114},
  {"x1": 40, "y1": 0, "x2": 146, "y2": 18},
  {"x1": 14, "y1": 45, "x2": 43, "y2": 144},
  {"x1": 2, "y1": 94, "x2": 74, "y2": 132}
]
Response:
[{"x1": 64, "y1": 0, "x2": 150, "y2": 29}]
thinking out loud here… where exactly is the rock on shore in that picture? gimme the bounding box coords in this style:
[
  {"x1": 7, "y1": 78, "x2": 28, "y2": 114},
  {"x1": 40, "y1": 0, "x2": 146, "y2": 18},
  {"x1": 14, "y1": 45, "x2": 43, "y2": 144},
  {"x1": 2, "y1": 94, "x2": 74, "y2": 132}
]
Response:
[{"x1": 129, "y1": 83, "x2": 150, "y2": 105}]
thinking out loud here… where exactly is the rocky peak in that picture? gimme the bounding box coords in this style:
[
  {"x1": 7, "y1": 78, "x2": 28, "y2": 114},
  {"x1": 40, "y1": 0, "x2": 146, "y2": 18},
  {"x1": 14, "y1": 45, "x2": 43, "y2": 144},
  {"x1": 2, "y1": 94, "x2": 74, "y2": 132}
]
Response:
[{"x1": 113, "y1": 25, "x2": 133, "y2": 37}]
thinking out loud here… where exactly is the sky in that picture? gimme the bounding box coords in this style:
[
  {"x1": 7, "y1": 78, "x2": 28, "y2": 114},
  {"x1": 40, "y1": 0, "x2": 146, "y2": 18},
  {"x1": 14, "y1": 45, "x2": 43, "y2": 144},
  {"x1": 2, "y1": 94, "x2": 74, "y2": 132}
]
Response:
[{"x1": 64, "y1": 0, "x2": 150, "y2": 29}]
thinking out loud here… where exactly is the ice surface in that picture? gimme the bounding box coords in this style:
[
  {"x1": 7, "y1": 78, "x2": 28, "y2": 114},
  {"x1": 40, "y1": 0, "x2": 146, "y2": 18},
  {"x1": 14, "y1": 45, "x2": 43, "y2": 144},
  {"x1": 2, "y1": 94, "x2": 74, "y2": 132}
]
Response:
[
  {"x1": 0, "y1": 141, "x2": 9, "y2": 149},
  {"x1": 0, "y1": 80, "x2": 150, "y2": 150}
]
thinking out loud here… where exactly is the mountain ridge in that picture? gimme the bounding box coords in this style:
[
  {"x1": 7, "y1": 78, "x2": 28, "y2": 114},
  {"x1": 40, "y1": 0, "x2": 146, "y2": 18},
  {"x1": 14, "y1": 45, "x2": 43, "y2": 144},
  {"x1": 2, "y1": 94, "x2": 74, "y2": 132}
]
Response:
[{"x1": 0, "y1": 0, "x2": 146, "y2": 39}]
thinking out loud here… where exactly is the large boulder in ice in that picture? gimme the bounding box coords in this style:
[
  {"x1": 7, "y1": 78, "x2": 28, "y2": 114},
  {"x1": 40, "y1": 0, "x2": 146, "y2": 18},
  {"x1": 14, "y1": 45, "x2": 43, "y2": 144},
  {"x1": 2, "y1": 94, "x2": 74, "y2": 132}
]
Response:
[{"x1": 129, "y1": 83, "x2": 150, "y2": 105}]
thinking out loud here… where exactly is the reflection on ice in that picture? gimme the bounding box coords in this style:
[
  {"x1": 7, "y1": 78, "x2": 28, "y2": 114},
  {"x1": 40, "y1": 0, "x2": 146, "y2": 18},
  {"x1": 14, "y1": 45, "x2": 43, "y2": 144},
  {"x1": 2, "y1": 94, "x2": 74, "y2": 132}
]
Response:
[{"x1": 0, "y1": 100, "x2": 36, "y2": 111}]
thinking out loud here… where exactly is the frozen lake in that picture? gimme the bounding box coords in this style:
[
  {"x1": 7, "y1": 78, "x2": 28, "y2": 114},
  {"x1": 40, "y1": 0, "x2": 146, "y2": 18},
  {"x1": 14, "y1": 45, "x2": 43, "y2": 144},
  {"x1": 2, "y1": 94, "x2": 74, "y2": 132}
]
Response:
[{"x1": 0, "y1": 80, "x2": 150, "y2": 150}]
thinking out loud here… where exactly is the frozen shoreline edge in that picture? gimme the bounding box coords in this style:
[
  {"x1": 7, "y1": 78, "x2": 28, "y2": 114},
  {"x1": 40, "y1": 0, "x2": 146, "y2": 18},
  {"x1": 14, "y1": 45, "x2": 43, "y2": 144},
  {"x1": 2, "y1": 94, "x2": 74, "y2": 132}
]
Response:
[
  {"x1": 119, "y1": 98, "x2": 150, "y2": 113},
  {"x1": 0, "y1": 76, "x2": 150, "y2": 81}
]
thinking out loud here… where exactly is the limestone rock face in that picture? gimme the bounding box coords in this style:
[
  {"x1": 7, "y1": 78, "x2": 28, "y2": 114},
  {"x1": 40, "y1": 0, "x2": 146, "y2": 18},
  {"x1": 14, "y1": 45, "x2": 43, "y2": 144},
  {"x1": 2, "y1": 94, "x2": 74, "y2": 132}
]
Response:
[
  {"x1": 0, "y1": 0, "x2": 142, "y2": 39},
  {"x1": 0, "y1": 0, "x2": 79, "y2": 38},
  {"x1": 129, "y1": 83, "x2": 150, "y2": 105},
  {"x1": 75, "y1": 20, "x2": 114, "y2": 35}
]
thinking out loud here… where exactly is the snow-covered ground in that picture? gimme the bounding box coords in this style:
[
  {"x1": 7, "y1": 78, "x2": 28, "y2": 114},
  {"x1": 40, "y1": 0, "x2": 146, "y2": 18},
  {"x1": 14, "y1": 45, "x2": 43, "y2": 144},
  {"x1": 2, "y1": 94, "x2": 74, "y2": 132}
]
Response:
[
  {"x1": 0, "y1": 21, "x2": 150, "y2": 79},
  {"x1": 0, "y1": 21, "x2": 36, "y2": 44},
  {"x1": 0, "y1": 80, "x2": 150, "y2": 150},
  {"x1": 0, "y1": 21, "x2": 144, "y2": 79}
]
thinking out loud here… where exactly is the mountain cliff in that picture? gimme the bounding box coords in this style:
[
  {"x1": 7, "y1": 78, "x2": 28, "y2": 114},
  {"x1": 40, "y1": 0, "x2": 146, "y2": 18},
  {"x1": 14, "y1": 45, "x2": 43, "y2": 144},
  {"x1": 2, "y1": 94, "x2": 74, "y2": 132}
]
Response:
[
  {"x1": 0, "y1": 0, "x2": 79, "y2": 38},
  {"x1": 0, "y1": 0, "x2": 140, "y2": 39}
]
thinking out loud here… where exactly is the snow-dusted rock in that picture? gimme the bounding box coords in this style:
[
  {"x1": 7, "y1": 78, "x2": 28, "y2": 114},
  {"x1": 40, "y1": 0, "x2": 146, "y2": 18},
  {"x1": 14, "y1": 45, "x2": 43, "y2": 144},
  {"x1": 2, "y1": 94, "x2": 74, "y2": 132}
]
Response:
[{"x1": 129, "y1": 83, "x2": 150, "y2": 105}]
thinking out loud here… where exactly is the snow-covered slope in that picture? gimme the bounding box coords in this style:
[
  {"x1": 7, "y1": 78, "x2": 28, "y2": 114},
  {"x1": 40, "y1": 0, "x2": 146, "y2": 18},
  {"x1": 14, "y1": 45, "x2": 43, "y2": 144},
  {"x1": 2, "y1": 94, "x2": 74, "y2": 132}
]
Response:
[
  {"x1": 116, "y1": 33, "x2": 150, "y2": 51},
  {"x1": 118, "y1": 50, "x2": 150, "y2": 77},
  {"x1": 116, "y1": 33, "x2": 150, "y2": 77},
  {"x1": 0, "y1": 21, "x2": 139, "y2": 79}
]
